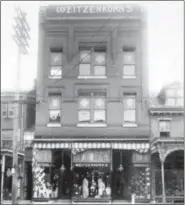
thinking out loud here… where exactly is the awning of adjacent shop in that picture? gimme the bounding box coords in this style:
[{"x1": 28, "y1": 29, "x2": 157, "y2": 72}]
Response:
[
  {"x1": 33, "y1": 142, "x2": 149, "y2": 153},
  {"x1": 33, "y1": 142, "x2": 71, "y2": 149}
]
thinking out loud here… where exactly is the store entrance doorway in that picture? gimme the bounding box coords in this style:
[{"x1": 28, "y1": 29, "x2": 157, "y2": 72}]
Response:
[{"x1": 112, "y1": 150, "x2": 132, "y2": 200}]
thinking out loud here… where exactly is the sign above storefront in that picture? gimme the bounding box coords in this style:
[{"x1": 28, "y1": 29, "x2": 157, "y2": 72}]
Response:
[
  {"x1": 73, "y1": 149, "x2": 111, "y2": 163},
  {"x1": 44, "y1": 4, "x2": 142, "y2": 19}
]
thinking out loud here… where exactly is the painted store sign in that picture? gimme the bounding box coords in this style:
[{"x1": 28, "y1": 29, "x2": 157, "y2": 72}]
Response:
[{"x1": 73, "y1": 149, "x2": 111, "y2": 163}]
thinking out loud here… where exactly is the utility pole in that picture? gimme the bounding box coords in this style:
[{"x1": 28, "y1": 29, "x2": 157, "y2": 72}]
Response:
[{"x1": 11, "y1": 6, "x2": 30, "y2": 204}]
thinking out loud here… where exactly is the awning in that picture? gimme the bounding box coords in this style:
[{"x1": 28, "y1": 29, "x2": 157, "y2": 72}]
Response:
[
  {"x1": 33, "y1": 142, "x2": 149, "y2": 153},
  {"x1": 33, "y1": 142, "x2": 71, "y2": 149}
]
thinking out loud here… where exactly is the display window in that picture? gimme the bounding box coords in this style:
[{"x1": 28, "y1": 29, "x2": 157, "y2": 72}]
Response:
[{"x1": 72, "y1": 167, "x2": 111, "y2": 199}]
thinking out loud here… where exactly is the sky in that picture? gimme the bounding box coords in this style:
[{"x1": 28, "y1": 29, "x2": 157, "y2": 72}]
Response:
[{"x1": 1, "y1": 1, "x2": 184, "y2": 93}]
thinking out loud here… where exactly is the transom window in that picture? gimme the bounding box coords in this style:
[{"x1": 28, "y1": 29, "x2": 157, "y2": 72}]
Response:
[
  {"x1": 159, "y1": 119, "x2": 171, "y2": 137},
  {"x1": 78, "y1": 90, "x2": 106, "y2": 125},
  {"x1": 79, "y1": 45, "x2": 106, "y2": 78},
  {"x1": 1, "y1": 104, "x2": 14, "y2": 118},
  {"x1": 49, "y1": 48, "x2": 63, "y2": 79},
  {"x1": 123, "y1": 48, "x2": 136, "y2": 78},
  {"x1": 166, "y1": 88, "x2": 184, "y2": 106},
  {"x1": 123, "y1": 93, "x2": 136, "y2": 125},
  {"x1": 48, "y1": 93, "x2": 61, "y2": 123}
]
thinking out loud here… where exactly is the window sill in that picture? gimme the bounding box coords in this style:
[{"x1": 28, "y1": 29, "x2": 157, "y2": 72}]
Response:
[
  {"x1": 122, "y1": 76, "x2": 136, "y2": 79},
  {"x1": 47, "y1": 123, "x2": 61, "y2": 127},
  {"x1": 78, "y1": 76, "x2": 107, "y2": 79},
  {"x1": 49, "y1": 76, "x2": 62, "y2": 79},
  {"x1": 123, "y1": 123, "x2": 138, "y2": 127},
  {"x1": 77, "y1": 123, "x2": 107, "y2": 127}
]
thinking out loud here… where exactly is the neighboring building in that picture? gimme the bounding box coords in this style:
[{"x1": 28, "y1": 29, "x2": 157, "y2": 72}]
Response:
[
  {"x1": 149, "y1": 82, "x2": 184, "y2": 203},
  {"x1": 1, "y1": 85, "x2": 36, "y2": 201},
  {"x1": 33, "y1": 4, "x2": 150, "y2": 203}
]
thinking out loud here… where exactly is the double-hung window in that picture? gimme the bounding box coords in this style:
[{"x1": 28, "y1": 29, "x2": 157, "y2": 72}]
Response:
[
  {"x1": 79, "y1": 45, "x2": 106, "y2": 78},
  {"x1": 1, "y1": 104, "x2": 14, "y2": 118},
  {"x1": 123, "y1": 48, "x2": 136, "y2": 78},
  {"x1": 49, "y1": 48, "x2": 63, "y2": 79},
  {"x1": 78, "y1": 90, "x2": 106, "y2": 126},
  {"x1": 1, "y1": 104, "x2": 8, "y2": 118},
  {"x1": 159, "y1": 119, "x2": 171, "y2": 137},
  {"x1": 166, "y1": 88, "x2": 184, "y2": 106},
  {"x1": 48, "y1": 93, "x2": 61, "y2": 125},
  {"x1": 123, "y1": 94, "x2": 136, "y2": 126}
]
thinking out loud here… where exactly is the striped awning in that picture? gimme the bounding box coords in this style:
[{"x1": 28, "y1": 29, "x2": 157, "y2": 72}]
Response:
[
  {"x1": 33, "y1": 142, "x2": 149, "y2": 153},
  {"x1": 33, "y1": 142, "x2": 71, "y2": 149}
]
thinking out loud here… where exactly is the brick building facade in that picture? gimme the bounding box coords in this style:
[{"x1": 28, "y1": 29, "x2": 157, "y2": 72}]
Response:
[{"x1": 33, "y1": 4, "x2": 150, "y2": 203}]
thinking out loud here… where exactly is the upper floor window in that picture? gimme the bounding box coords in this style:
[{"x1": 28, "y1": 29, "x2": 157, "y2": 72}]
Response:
[
  {"x1": 123, "y1": 48, "x2": 136, "y2": 79},
  {"x1": 166, "y1": 88, "x2": 184, "y2": 106},
  {"x1": 48, "y1": 93, "x2": 61, "y2": 124},
  {"x1": 49, "y1": 48, "x2": 63, "y2": 79},
  {"x1": 1, "y1": 104, "x2": 14, "y2": 118},
  {"x1": 123, "y1": 93, "x2": 136, "y2": 126},
  {"x1": 79, "y1": 45, "x2": 106, "y2": 78},
  {"x1": 159, "y1": 119, "x2": 171, "y2": 137},
  {"x1": 78, "y1": 90, "x2": 106, "y2": 126}
]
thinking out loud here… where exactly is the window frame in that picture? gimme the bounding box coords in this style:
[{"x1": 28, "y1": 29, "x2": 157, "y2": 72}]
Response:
[
  {"x1": 49, "y1": 49, "x2": 63, "y2": 79},
  {"x1": 78, "y1": 46, "x2": 107, "y2": 79},
  {"x1": 158, "y1": 118, "x2": 171, "y2": 137},
  {"x1": 1, "y1": 104, "x2": 8, "y2": 118},
  {"x1": 123, "y1": 93, "x2": 137, "y2": 127},
  {"x1": 47, "y1": 93, "x2": 62, "y2": 126},
  {"x1": 166, "y1": 88, "x2": 184, "y2": 107},
  {"x1": 8, "y1": 104, "x2": 15, "y2": 118},
  {"x1": 78, "y1": 91, "x2": 107, "y2": 127},
  {"x1": 122, "y1": 48, "x2": 136, "y2": 79}
]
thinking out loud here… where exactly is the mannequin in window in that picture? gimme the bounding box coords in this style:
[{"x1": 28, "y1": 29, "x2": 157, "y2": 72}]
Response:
[
  {"x1": 98, "y1": 176, "x2": 105, "y2": 197},
  {"x1": 82, "y1": 175, "x2": 89, "y2": 198}
]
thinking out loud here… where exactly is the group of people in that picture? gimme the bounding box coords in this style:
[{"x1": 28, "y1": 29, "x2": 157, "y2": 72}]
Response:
[{"x1": 73, "y1": 171, "x2": 111, "y2": 198}]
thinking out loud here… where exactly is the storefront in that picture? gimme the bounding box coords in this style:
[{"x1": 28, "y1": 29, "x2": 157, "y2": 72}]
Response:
[{"x1": 32, "y1": 141, "x2": 151, "y2": 203}]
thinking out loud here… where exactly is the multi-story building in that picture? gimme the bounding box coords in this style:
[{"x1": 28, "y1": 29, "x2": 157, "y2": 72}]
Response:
[
  {"x1": 33, "y1": 4, "x2": 150, "y2": 203},
  {"x1": 149, "y1": 82, "x2": 184, "y2": 203},
  {"x1": 1, "y1": 85, "x2": 36, "y2": 201}
]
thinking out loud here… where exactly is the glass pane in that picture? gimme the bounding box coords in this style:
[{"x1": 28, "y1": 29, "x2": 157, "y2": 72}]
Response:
[
  {"x1": 94, "y1": 52, "x2": 106, "y2": 65},
  {"x1": 159, "y1": 121, "x2": 170, "y2": 131},
  {"x1": 79, "y1": 64, "x2": 91, "y2": 76},
  {"x1": 166, "y1": 98, "x2": 175, "y2": 106},
  {"x1": 80, "y1": 51, "x2": 91, "y2": 63},
  {"x1": 124, "y1": 97, "x2": 136, "y2": 109},
  {"x1": 177, "y1": 89, "x2": 183, "y2": 97},
  {"x1": 94, "y1": 66, "x2": 106, "y2": 76},
  {"x1": 177, "y1": 98, "x2": 184, "y2": 106},
  {"x1": 94, "y1": 98, "x2": 105, "y2": 109},
  {"x1": 123, "y1": 65, "x2": 135, "y2": 76},
  {"x1": 50, "y1": 66, "x2": 62, "y2": 76},
  {"x1": 50, "y1": 52, "x2": 62, "y2": 65},
  {"x1": 8, "y1": 108, "x2": 14, "y2": 118},
  {"x1": 123, "y1": 110, "x2": 136, "y2": 123},
  {"x1": 79, "y1": 98, "x2": 90, "y2": 109},
  {"x1": 2, "y1": 104, "x2": 7, "y2": 110},
  {"x1": 166, "y1": 89, "x2": 175, "y2": 97},
  {"x1": 78, "y1": 111, "x2": 90, "y2": 122},
  {"x1": 49, "y1": 96, "x2": 60, "y2": 109},
  {"x1": 123, "y1": 51, "x2": 135, "y2": 64},
  {"x1": 49, "y1": 110, "x2": 61, "y2": 123},
  {"x1": 93, "y1": 110, "x2": 105, "y2": 123}
]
